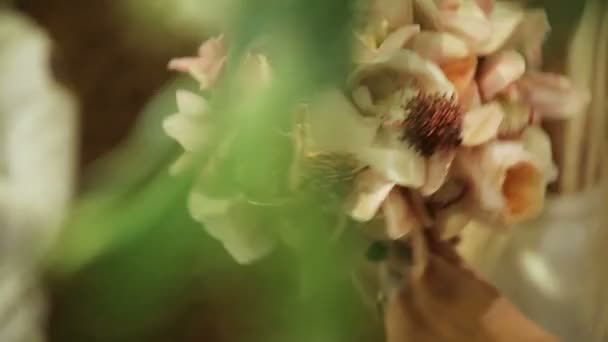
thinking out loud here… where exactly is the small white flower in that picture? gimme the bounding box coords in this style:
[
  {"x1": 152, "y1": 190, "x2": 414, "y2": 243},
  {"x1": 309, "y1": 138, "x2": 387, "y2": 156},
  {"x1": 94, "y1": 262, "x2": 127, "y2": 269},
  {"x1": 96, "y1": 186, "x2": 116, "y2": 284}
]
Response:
[{"x1": 163, "y1": 90, "x2": 209, "y2": 174}]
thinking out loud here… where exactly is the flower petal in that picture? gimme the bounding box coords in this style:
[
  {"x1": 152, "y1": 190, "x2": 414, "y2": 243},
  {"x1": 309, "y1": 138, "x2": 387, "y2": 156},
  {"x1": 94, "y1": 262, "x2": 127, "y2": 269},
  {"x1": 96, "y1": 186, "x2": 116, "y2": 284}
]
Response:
[
  {"x1": 435, "y1": 201, "x2": 472, "y2": 239},
  {"x1": 498, "y1": 159, "x2": 545, "y2": 224},
  {"x1": 421, "y1": 150, "x2": 454, "y2": 196},
  {"x1": 439, "y1": 1, "x2": 492, "y2": 48},
  {"x1": 163, "y1": 91, "x2": 209, "y2": 151},
  {"x1": 478, "y1": 50, "x2": 526, "y2": 101},
  {"x1": 346, "y1": 169, "x2": 396, "y2": 221},
  {"x1": 306, "y1": 89, "x2": 379, "y2": 153},
  {"x1": 374, "y1": 0, "x2": 415, "y2": 29},
  {"x1": 167, "y1": 57, "x2": 200, "y2": 74},
  {"x1": 514, "y1": 9, "x2": 550, "y2": 67},
  {"x1": 382, "y1": 188, "x2": 422, "y2": 239},
  {"x1": 456, "y1": 142, "x2": 545, "y2": 225},
  {"x1": 440, "y1": 55, "x2": 477, "y2": 99},
  {"x1": 169, "y1": 153, "x2": 194, "y2": 175},
  {"x1": 197, "y1": 35, "x2": 225, "y2": 62},
  {"x1": 408, "y1": 31, "x2": 471, "y2": 64},
  {"x1": 361, "y1": 49, "x2": 455, "y2": 95},
  {"x1": 163, "y1": 112, "x2": 208, "y2": 151},
  {"x1": 413, "y1": 0, "x2": 442, "y2": 29},
  {"x1": 521, "y1": 126, "x2": 558, "y2": 183},
  {"x1": 475, "y1": 0, "x2": 495, "y2": 15},
  {"x1": 434, "y1": 0, "x2": 462, "y2": 11},
  {"x1": 461, "y1": 101, "x2": 504, "y2": 146},
  {"x1": 477, "y1": 2, "x2": 525, "y2": 55},
  {"x1": 351, "y1": 85, "x2": 376, "y2": 114},
  {"x1": 240, "y1": 53, "x2": 272, "y2": 89},
  {"x1": 354, "y1": 33, "x2": 378, "y2": 64},
  {"x1": 176, "y1": 89, "x2": 208, "y2": 115},
  {"x1": 496, "y1": 95, "x2": 531, "y2": 138},
  {"x1": 188, "y1": 191, "x2": 232, "y2": 219},
  {"x1": 168, "y1": 36, "x2": 226, "y2": 89},
  {"x1": 518, "y1": 72, "x2": 591, "y2": 119},
  {"x1": 360, "y1": 132, "x2": 426, "y2": 187},
  {"x1": 460, "y1": 81, "x2": 481, "y2": 111},
  {"x1": 378, "y1": 25, "x2": 421, "y2": 57},
  {"x1": 188, "y1": 193, "x2": 276, "y2": 264}
]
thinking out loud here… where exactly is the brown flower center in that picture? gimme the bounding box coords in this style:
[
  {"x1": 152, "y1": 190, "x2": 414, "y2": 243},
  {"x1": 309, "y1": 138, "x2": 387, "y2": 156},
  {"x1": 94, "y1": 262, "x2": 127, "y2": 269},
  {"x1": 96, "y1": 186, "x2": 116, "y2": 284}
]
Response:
[{"x1": 400, "y1": 92, "x2": 463, "y2": 157}]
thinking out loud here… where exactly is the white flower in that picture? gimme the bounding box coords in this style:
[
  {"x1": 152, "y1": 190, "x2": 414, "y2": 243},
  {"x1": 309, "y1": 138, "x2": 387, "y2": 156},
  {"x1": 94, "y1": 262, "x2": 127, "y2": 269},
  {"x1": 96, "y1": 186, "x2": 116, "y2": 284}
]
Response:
[
  {"x1": 188, "y1": 192, "x2": 276, "y2": 264},
  {"x1": 166, "y1": 44, "x2": 278, "y2": 264},
  {"x1": 163, "y1": 90, "x2": 210, "y2": 174}
]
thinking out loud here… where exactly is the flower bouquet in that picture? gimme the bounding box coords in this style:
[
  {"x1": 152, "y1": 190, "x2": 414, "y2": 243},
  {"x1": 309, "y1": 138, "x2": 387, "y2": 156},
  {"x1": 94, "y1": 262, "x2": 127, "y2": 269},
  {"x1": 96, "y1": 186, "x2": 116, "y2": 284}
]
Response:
[{"x1": 163, "y1": 0, "x2": 588, "y2": 340}]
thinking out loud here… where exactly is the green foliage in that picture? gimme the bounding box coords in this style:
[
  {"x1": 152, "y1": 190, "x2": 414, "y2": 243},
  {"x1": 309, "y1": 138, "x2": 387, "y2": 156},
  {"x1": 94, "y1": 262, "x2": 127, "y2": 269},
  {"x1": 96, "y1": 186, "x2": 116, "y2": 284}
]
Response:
[{"x1": 48, "y1": 1, "x2": 382, "y2": 341}]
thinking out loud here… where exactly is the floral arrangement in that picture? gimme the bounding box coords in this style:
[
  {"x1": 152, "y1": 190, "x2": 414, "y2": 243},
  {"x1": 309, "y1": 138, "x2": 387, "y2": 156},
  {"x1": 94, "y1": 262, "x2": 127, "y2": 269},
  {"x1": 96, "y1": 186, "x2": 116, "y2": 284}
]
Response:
[{"x1": 163, "y1": 0, "x2": 588, "y2": 339}]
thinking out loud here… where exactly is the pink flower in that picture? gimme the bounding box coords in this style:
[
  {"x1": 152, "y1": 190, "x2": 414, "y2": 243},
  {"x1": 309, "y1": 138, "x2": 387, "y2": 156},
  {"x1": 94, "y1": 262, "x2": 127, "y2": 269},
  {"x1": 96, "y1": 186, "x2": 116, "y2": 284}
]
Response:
[{"x1": 168, "y1": 35, "x2": 226, "y2": 89}]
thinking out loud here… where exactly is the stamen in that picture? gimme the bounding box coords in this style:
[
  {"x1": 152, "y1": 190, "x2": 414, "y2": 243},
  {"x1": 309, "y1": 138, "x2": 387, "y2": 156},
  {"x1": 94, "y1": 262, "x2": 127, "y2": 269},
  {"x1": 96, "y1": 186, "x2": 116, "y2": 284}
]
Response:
[{"x1": 401, "y1": 92, "x2": 463, "y2": 156}]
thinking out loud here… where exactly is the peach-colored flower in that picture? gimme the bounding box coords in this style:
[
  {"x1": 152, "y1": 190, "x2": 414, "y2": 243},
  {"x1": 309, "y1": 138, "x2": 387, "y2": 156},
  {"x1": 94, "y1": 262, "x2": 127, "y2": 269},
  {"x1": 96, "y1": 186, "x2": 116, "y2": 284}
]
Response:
[{"x1": 455, "y1": 141, "x2": 547, "y2": 225}]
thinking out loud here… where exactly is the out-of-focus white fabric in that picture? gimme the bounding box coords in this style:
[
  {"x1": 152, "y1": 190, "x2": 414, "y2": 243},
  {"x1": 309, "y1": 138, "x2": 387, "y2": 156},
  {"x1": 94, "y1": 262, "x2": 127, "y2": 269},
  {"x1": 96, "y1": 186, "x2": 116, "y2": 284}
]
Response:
[
  {"x1": 0, "y1": 9, "x2": 76, "y2": 342},
  {"x1": 460, "y1": 184, "x2": 608, "y2": 342}
]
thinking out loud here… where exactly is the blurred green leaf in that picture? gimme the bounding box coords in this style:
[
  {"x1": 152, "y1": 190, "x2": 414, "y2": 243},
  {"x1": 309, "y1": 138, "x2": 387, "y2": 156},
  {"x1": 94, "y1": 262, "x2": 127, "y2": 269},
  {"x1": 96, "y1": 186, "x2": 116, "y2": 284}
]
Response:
[
  {"x1": 47, "y1": 1, "x2": 382, "y2": 341},
  {"x1": 48, "y1": 77, "x2": 198, "y2": 275}
]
